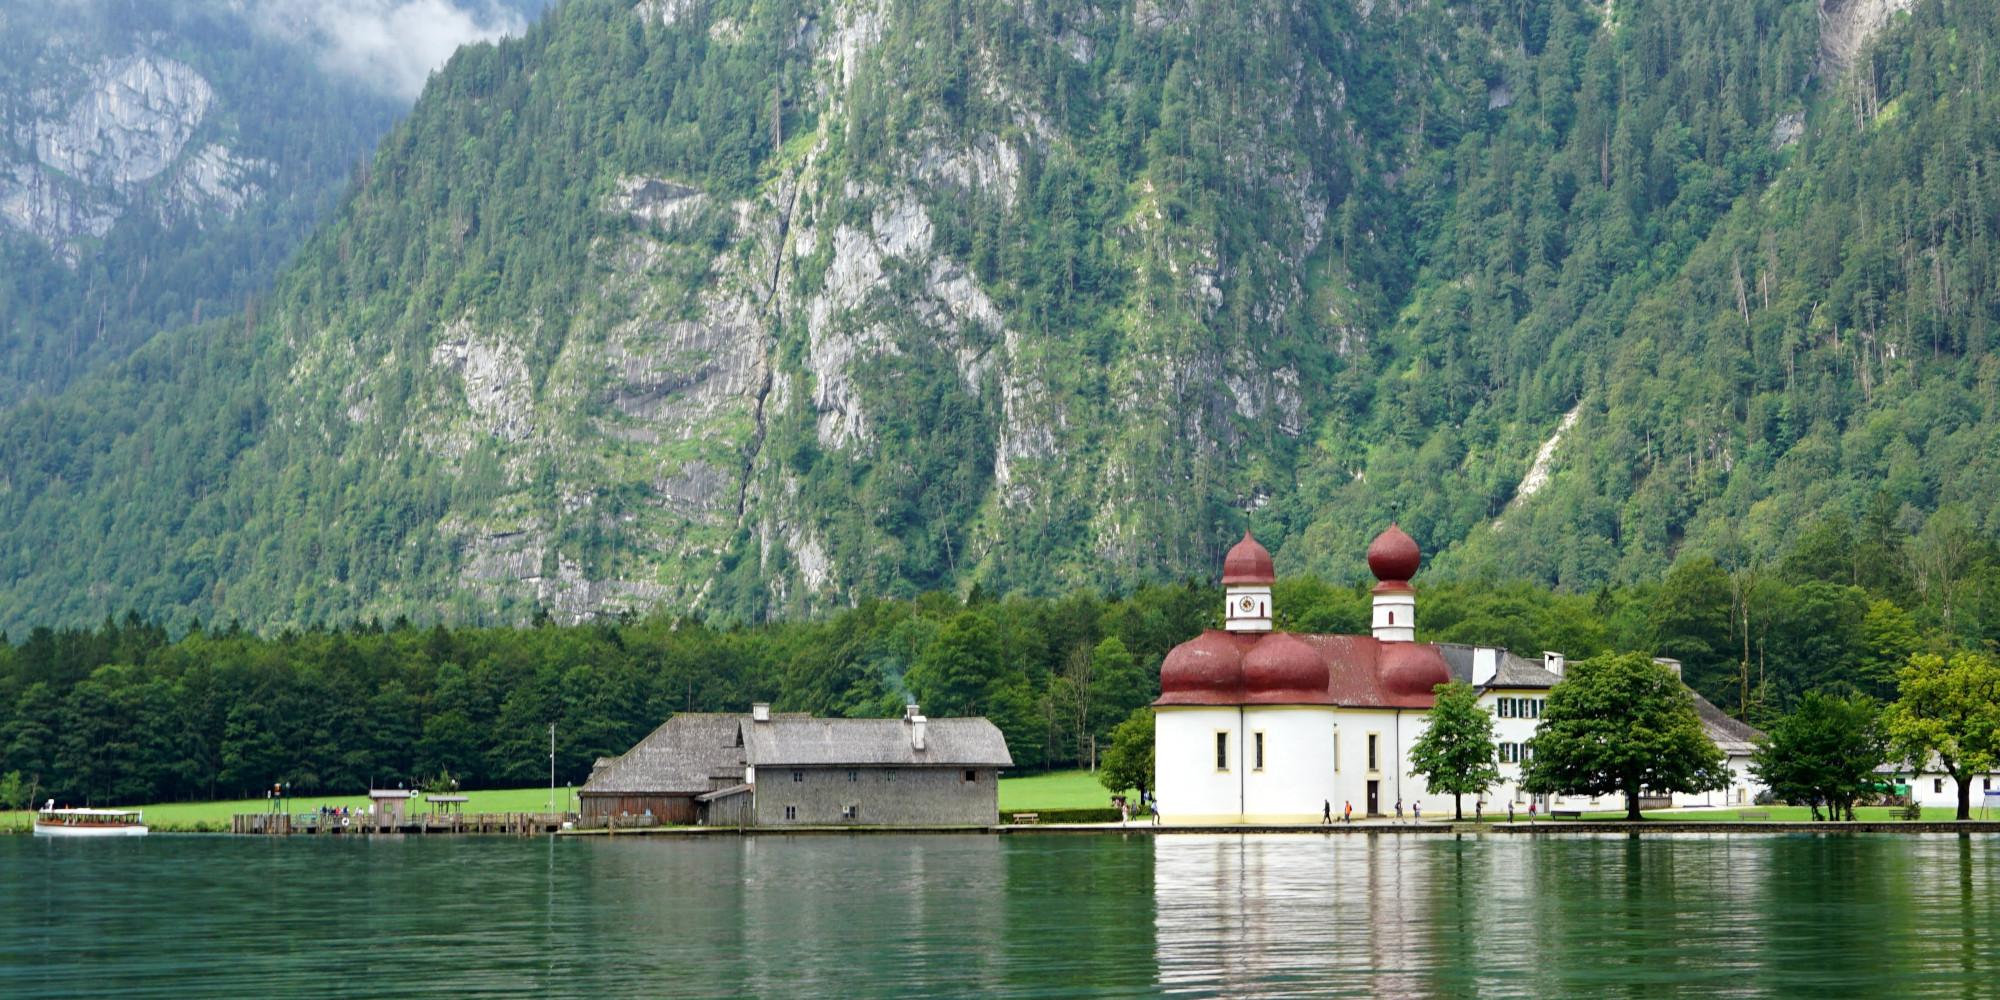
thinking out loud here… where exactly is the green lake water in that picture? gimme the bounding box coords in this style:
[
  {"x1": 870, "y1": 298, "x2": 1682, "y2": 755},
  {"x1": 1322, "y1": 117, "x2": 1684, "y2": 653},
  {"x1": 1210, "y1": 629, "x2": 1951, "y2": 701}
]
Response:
[{"x1": 4, "y1": 832, "x2": 1998, "y2": 998}]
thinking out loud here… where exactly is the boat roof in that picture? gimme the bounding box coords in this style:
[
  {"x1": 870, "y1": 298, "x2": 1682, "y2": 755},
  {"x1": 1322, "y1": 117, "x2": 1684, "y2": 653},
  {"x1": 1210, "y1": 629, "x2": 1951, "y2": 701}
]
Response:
[{"x1": 40, "y1": 807, "x2": 142, "y2": 815}]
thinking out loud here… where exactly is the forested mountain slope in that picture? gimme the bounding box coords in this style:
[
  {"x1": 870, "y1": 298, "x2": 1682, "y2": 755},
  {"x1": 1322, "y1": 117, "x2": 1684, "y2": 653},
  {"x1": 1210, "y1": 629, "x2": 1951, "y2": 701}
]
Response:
[
  {"x1": 0, "y1": 0, "x2": 530, "y2": 407},
  {"x1": 0, "y1": 0, "x2": 1993, "y2": 635}
]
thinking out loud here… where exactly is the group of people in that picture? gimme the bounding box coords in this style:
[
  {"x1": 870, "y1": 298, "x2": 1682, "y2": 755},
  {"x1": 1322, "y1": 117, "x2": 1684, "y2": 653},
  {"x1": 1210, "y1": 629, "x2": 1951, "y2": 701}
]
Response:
[
  {"x1": 1117, "y1": 792, "x2": 1163, "y2": 825},
  {"x1": 1319, "y1": 797, "x2": 1543, "y2": 824}
]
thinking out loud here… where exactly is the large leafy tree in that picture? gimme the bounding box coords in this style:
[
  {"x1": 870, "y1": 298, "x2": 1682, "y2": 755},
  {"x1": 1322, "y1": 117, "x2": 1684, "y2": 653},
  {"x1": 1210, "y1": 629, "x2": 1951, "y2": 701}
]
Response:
[
  {"x1": 1409, "y1": 681, "x2": 1500, "y2": 820},
  {"x1": 1884, "y1": 652, "x2": 2000, "y2": 820},
  {"x1": 1521, "y1": 653, "x2": 1730, "y2": 820},
  {"x1": 1097, "y1": 707, "x2": 1155, "y2": 804},
  {"x1": 1751, "y1": 693, "x2": 1888, "y2": 821},
  {"x1": 905, "y1": 612, "x2": 1005, "y2": 717}
]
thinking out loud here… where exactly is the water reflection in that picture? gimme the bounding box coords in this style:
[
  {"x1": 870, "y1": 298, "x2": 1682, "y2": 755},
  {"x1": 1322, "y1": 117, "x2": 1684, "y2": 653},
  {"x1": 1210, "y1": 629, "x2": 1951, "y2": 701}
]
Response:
[
  {"x1": 4, "y1": 832, "x2": 1999, "y2": 998},
  {"x1": 1153, "y1": 832, "x2": 2000, "y2": 999}
]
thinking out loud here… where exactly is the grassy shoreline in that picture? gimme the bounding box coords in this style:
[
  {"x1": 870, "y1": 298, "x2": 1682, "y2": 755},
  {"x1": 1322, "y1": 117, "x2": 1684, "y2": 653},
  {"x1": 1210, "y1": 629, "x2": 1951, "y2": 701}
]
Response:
[
  {"x1": 17, "y1": 776, "x2": 1970, "y2": 834},
  {"x1": 3, "y1": 770, "x2": 1129, "y2": 833}
]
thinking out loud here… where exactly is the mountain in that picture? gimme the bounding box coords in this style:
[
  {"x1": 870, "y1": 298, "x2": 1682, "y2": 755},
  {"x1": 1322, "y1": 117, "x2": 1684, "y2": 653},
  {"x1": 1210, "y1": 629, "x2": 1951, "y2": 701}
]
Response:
[
  {"x1": 0, "y1": 0, "x2": 1994, "y2": 634},
  {"x1": 0, "y1": 0, "x2": 534, "y2": 406}
]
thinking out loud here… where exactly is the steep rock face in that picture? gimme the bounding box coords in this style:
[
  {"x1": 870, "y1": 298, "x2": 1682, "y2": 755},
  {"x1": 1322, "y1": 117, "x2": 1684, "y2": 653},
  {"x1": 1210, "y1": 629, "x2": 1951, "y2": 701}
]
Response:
[
  {"x1": 0, "y1": 50, "x2": 266, "y2": 254},
  {"x1": 1818, "y1": 0, "x2": 1914, "y2": 75},
  {"x1": 218, "y1": 0, "x2": 1367, "y2": 626}
]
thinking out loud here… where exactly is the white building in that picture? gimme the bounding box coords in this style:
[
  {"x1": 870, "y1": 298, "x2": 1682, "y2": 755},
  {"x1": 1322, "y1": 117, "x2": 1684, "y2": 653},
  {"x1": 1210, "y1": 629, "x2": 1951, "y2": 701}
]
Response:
[
  {"x1": 1153, "y1": 528, "x2": 1771, "y2": 822},
  {"x1": 1878, "y1": 759, "x2": 2000, "y2": 812},
  {"x1": 1153, "y1": 526, "x2": 1455, "y2": 823}
]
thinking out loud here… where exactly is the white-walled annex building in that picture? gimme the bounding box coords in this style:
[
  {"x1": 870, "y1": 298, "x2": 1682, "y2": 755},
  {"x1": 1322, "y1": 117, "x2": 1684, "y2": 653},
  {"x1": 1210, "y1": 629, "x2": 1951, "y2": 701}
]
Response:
[{"x1": 1152, "y1": 527, "x2": 1774, "y2": 823}]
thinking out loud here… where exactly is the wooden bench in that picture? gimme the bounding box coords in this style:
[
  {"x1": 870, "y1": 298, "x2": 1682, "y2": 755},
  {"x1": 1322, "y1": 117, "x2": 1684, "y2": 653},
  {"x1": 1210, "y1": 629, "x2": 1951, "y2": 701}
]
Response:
[
  {"x1": 1896, "y1": 805, "x2": 1923, "y2": 821},
  {"x1": 1737, "y1": 810, "x2": 1771, "y2": 820},
  {"x1": 1011, "y1": 813, "x2": 1040, "y2": 825},
  {"x1": 1550, "y1": 809, "x2": 1583, "y2": 818}
]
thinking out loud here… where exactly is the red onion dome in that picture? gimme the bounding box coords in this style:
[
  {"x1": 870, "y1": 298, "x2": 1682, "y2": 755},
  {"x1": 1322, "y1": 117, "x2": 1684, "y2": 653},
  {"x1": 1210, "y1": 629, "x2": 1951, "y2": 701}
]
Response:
[
  {"x1": 1379, "y1": 641, "x2": 1452, "y2": 699},
  {"x1": 1243, "y1": 631, "x2": 1329, "y2": 696},
  {"x1": 1160, "y1": 630, "x2": 1247, "y2": 696},
  {"x1": 1367, "y1": 523, "x2": 1421, "y2": 584},
  {"x1": 1221, "y1": 530, "x2": 1276, "y2": 585}
]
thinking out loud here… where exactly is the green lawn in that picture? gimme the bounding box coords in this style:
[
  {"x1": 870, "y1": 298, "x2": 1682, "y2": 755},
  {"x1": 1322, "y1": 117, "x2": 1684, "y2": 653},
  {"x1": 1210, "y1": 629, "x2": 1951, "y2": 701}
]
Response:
[
  {"x1": 2, "y1": 786, "x2": 578, "y2": 833},
  {"x1": 998, "y1": 769, "x2": 1129, "y2": 811},
  {"x1": 3, "y1": 775, "x2": 1111, "y2": 833}
]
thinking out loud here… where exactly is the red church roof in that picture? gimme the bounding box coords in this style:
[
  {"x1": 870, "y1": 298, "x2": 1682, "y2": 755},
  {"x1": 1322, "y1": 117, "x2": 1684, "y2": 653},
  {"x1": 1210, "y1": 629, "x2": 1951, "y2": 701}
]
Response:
[
  {"x1": 1220, "y1": 530, "x2": 1276, "y2": 585},
  {"x1": 1157, "y1": 629, "x2": 1451, "y2": 709},
  {"x1": 1367, "y1": 522, "x2": 1420, "y2": 587}
]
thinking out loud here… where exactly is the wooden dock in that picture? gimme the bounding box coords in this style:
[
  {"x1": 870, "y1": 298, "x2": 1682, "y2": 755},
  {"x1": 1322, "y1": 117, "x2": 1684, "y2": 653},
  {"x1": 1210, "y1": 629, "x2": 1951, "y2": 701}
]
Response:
[{"x1": 231, "y1": 812, "x2": 572, "y2": 836}]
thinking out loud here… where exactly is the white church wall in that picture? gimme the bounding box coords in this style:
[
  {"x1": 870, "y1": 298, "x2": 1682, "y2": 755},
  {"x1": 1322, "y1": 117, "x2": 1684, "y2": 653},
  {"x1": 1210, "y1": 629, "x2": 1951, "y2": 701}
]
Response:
[
  {"x1": 1241, "y1": 707, "x2": 1338, "y2": 822},
  {"x1": 1156, "y1": 706, "x2": 1248, "y2": 823}
]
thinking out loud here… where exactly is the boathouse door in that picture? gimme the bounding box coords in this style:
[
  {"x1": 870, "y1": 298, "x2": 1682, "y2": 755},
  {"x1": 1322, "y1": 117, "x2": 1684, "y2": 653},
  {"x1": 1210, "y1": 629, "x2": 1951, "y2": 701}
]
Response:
[{"x1": 1366, "y1": 781, "x2": 1379, "y2": 816}]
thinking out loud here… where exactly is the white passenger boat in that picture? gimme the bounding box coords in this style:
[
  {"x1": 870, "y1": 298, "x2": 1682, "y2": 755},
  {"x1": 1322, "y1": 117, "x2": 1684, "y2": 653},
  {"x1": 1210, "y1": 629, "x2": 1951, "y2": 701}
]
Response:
[{"x1": 34, "y1": 806, "x2": 149, "y2": 837}]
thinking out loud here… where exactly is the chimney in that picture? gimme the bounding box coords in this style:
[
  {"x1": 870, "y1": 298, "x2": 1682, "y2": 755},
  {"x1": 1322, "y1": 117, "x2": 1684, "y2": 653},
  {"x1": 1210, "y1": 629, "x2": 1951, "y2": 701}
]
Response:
[
  {"x1": 906, "y1": 705, "x2": 927, "y2": 751},
  {"x1": 751, "y1": 702, "x2": 770, "y2": 723},
  {"x1": 1543, "y1": 652, "x2": 1565, "y2": 678},
  {"x1": 1472, "y1": 647, "x2": 1499, "y2": 687},
  {"x1": 1653, "y1": 657, "x2": 1682, "y2": 681}
]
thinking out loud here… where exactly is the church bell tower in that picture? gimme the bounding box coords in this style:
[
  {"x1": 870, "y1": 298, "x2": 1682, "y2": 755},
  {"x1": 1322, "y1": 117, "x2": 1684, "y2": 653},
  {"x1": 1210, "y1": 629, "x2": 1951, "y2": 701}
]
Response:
[{"x1": 1221, "y1": 530, "x2": 1275, "y2": 632}]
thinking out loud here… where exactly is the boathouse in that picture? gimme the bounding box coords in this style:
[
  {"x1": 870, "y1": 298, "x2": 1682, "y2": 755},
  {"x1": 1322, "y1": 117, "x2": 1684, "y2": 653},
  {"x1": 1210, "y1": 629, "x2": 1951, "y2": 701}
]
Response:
[
  {"x1": 577, "y1": 710, "x2": 773, "y2": 824},
  {"x1": 578, "y1": 704, "x2": 1013, "y2": 827}
]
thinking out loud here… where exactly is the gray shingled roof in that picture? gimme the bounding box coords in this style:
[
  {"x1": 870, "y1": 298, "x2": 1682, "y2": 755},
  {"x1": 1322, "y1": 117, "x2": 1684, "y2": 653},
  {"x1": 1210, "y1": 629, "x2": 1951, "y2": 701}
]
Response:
[
  {"x1": 580, "y1": 713, "x2": 760, "y2": 795},
  {"x1": 743, "y1": 717, "x2": 1014, "y2": 767},
  {"x1": 1435, "y1": 644, "x2": 1563, "y2": 690},
  {"x1": 1691, "y1": 691, "x2": 1766, "y2": 755},
  {"x1": 1492, "y1": 653, "x2": 1563, "y2": 689}
]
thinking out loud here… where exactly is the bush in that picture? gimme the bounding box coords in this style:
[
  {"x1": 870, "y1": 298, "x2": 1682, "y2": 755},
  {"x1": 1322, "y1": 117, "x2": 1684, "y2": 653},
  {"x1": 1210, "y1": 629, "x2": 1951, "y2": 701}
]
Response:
[{"x1": 1002, "y1": 808, "x2": 1123, "y2": 824}]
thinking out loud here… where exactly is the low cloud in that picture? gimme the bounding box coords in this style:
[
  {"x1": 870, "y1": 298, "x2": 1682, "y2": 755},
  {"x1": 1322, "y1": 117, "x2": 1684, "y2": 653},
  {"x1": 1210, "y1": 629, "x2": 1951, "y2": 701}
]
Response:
[{"x1": 253, "y1": 0, "x2": 526, "y2": 101}]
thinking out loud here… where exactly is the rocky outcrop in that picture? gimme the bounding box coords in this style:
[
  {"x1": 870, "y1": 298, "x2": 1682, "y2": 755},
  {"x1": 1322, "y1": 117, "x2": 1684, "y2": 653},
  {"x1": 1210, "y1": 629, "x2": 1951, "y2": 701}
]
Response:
[
  {"x1": 1818, "y1": 0, "x2": 1914, "y2": 76},
  {"x1": 0, "y1": 50, "x2": 268, "y2": 258}
]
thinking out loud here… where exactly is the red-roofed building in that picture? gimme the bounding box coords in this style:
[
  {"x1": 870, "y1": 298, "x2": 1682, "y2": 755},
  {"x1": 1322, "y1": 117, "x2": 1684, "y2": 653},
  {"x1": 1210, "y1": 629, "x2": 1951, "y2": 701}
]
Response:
[
  {"x1": 1154, "y1": 528, "x2": 1774, "y2": 823},
  {"x1": 1153, "y1": 526, "x2": 1467, "y2": 824}
]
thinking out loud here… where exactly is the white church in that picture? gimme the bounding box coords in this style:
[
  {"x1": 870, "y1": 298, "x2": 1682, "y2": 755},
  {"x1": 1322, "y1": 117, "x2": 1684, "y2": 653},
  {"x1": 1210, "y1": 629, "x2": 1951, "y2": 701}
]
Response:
[{"x1": 1152, "y1": 527, "x2": 1769, "y2": 823}]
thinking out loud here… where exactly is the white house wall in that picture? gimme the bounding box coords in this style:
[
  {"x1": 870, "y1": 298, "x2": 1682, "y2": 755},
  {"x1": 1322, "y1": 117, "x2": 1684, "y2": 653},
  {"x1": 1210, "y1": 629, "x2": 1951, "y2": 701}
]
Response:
[{"x1": 1897, "y1": 770, "x2": 2000, "y2": 810}]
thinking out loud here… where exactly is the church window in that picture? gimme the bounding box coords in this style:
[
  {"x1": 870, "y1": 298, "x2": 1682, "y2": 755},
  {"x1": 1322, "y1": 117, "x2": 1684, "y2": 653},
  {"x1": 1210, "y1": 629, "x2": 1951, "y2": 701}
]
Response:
[
  {"x1": 1388, "y1": 612, "x2": 1395, "y2": 624},
  {"x1": 1216, "y1": 732, "x2": 1230, "y2": 771},
  {"x1": 1367, "y1": 734, "x2": 1380, "y2": 772},
  {"x1": 1253, "y1": 732, "x2": 1265, "y2": 771}
]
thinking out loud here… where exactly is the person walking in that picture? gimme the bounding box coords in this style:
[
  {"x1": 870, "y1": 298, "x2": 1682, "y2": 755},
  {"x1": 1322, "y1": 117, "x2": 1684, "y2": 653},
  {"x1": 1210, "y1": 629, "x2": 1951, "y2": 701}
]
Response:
[
  {"x1": 1413, "y1": 801, "x2": 1422, "y2": 822},
  {"x1": 1528, "y1": 800, "x2": 1537, "y2": 823},
  {"x1": 1322, "y1": 800, "x2": 1332, "y2": 825},
  {"x1": 1395, "y1": 797, "x2": 1404, "y2": 822},
  {"x1": 1508, "y1": 802, "x2": 1516, "y2": 824},
  {"x1": 1475, "y1": 800, "x2": 1483, "y2": 823},
  {"x1": 1343, "y1": 800, "x2": 1353, "y2": 824},
  {"x1": 1150, "y1": 797, "x2": 1161, "y2": 826}
]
